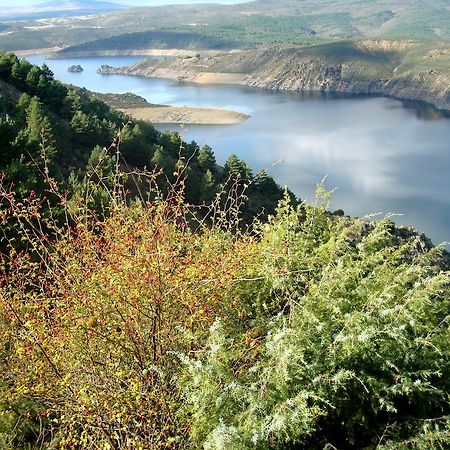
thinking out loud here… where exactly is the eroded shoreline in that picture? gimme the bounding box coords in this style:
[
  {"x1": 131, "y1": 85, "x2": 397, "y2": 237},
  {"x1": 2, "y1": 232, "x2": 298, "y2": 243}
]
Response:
[
  {"x1": 120, "y1": 106, "x2": 249, "y2": 125},
  {"x1": 84, "y1": 90, "x2": 249, "y2": 125},
  {"x1": 96, "y1": 41, "x2": 450, "y2": 113}
]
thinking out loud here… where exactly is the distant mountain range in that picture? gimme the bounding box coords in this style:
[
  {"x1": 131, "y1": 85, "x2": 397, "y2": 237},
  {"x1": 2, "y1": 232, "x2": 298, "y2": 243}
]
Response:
[
  {"x1": 1, "y1": 0, "x2": 449, "y2": 55},
  {"x1": 118, "y1": 0, "x2": 248, "y2": 4},
  {"x1": 0, "y1": 0, "x2": 126, "y2": 20}
]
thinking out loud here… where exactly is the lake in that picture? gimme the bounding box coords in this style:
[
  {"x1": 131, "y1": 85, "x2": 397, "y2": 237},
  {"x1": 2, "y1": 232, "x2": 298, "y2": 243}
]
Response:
[{"x1": 27, "y1": 55, "x2": 450, "y2": 245}]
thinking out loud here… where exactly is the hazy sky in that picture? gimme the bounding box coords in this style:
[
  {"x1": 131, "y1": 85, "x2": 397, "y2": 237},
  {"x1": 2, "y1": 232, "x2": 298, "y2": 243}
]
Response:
[{"x1": 0, "y1": 0, "x2": 249, "y2": 7}]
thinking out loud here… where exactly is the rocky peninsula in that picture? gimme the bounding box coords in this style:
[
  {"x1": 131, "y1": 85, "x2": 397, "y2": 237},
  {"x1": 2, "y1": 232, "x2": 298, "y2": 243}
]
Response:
[
  {"x1": 85, "y1": 87, "x2": 249, "y2": 125},
  {"x1": 97, "y1": 40, "x2": 450, "y2": 112}
]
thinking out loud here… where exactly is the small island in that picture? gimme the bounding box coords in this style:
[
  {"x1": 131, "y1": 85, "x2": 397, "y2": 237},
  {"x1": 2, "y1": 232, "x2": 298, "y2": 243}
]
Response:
[{"x1": 68, "y1": 64, "x2": 83, "y2": 73}]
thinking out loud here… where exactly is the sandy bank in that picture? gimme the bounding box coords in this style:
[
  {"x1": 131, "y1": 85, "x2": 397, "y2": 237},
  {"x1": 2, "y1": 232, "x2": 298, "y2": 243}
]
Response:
[
  {"x1": 120, "y1": 106, "x2": 249, "y2": 125},
  {"x1": 182, "y1": 72, "x2": 245, "y2": 84}
]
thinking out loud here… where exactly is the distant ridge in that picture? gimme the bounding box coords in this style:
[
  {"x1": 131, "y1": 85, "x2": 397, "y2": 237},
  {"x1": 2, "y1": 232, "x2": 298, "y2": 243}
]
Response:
[
  {"x1": 35, "y1": 0, "x2": 125, "y2": 11},
  {"x1": 0, "y1": 0, "x2": 126, "y2": 20}
]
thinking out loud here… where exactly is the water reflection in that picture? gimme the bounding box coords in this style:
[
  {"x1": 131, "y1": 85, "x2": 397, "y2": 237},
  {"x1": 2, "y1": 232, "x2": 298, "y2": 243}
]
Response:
[
  {"x1": 161, "y1": 96, "x2": 450, "y2": 244},
  {"x1": 25, "y1": 55, "x2": 450, "y2": 245},
  {"x1": 390, "y1": 99, "x2": 449, "y2": 120}
]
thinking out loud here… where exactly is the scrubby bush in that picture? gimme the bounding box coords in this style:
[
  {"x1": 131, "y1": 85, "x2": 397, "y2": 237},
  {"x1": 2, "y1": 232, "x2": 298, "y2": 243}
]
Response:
[
  {"x1": 0, "y1": 170, "x2": 260, "y2": 448},
  {"x1": 182, "y1": 196, "x2": 450, "y2": 449},
  {"x1": 1, "y1": 175, "x2": 449, "y2": 449}
]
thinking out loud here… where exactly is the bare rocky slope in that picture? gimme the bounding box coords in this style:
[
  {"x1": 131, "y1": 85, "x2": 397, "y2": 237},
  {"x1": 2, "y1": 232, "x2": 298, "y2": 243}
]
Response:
[{"x1": 98, "y1": 40, "x2": 450, "y2": 111}]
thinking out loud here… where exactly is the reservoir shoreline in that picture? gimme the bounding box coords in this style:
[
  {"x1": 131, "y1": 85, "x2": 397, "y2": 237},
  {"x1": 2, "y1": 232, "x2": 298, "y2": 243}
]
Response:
[
  {"x1": 24, "y1": 54, "x2": 450, "y2": 245},
  {"x1": 99, "y1": 65, "x2": 450, "y2": 115},
  {"x1": 119, "y1": 105, "x2": 249, "y2": 125},
  {"x1": 93, "y1": 40, "x2": 450, "y2": 114},
  {"x1": 16, "y1": 40, "x2": 450, "y2": 113}
]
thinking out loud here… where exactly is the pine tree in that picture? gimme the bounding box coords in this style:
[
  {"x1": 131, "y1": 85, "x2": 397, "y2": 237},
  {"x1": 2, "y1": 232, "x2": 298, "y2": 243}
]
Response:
[
  {"x1": 0, "y1": 52, "x2": 16, "y2": 80},
  {"x1": 87, "y1": 145, "x2": 115, "y2": 181},
  {"x1": 197, "y1": 144, "x2": 216, "y2": 172},
  {"x1": 10, "y1": 59, "x2": 33, "y2": 88},
  {"x1": 63, "y1": 90, "x2": 83, "y2": 118},
  {"x1": 151, "y1": 144, "x2": 172, "y2": 173},
  {"x1": 70, "y1": 110, "x2": 95, "y2": 145},
  {"x1": 120, "y1": 123, "x2": 150, "y2": 167},
  {"x1": 0, "y1": 115, "x2": 16, "y2": 165},
  {"x1": 40, "y1": 63, "x2": 54, "y2": 81},
  {"x1": 224, "y1": 154, "x2": 252, "y2": 181},
  {"x1": 25, "y1": 96, "x2": 57, "y2": 160},
  {"x1": 200, "y1": 169, "x2": 217, "y2": 203},
  {"x1": 25, "y1": 66, "x2": 42, "y2": 93}
]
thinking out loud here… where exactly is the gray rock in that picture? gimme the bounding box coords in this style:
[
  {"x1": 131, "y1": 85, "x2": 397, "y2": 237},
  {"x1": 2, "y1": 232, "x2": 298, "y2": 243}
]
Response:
[
  {"x1": 68, "y1": 64, "x2": 83, "y2": 73},
  {"x1": 97, "y1": 65, "x2": 117, "y2": 74}
]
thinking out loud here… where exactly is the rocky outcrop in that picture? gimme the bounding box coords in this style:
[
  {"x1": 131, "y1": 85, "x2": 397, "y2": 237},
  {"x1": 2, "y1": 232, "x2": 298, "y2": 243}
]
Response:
[
  {"x1": 97, "y1": 64, "x2": 116, "y2": 74},
  {"x1": 68, "y1": 64, "x2": 83, "y2": 73},
  {"x1": 245, "y1": 61, "x2": 347, "y2": 92},
  {"x1": 245, "y1": 62, "x2": 450, "y2": 112}
]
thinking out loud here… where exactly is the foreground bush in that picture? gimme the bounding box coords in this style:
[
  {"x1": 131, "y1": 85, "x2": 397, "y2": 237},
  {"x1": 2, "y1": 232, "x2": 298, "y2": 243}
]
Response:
[
  {"x1": 1, "y1": 181, "x2": 449, "y2": 449},
  {"x1": 183, "y1": 197, "x2": 450, "y2": 449},
  {"x1": 0, "y1": 176, "x2": 260, "y2": 448}
]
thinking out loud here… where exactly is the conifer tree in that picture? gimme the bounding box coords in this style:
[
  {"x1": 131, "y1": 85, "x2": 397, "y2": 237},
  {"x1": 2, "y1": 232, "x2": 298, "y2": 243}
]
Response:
[
  {"x1": 151, "y1": 144, "x2": 172, "y2": 173},
  {"x1": 25, "y1": 96, "x2": 57, "y2": 160},
  {"x1": 224, "y1": 154, "x2": 252, "y2": 181},
  {"x1": 200, "y1": 169, "x2": 217, "y2": 203},
  {"x1": 197, "y1": 144, "x2": 216, "y2": 172}
]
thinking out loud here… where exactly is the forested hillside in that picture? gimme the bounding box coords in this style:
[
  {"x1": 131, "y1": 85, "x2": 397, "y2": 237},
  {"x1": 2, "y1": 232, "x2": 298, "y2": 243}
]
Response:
[
  {"x1": 1, "y1": 0, "x2": 450, "y2": 54},
  {"x1": 0, "y1": 0, "x2": 450, "y2": 52},
  {"x1": 0, "y1": 52, "x2": 286, "y2": 221}
]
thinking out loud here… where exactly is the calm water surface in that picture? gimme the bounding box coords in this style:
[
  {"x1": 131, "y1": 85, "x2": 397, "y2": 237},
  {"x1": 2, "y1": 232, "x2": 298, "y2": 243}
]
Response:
[{"x1": 27, "y1": 55, "x2": 450, "y2": 245}]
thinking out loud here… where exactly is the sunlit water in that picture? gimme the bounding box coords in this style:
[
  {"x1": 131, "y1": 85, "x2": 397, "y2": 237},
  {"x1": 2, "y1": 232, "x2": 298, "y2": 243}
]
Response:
[{"x1": 27, "y1": 55, "x2": 450, "y2": 245}]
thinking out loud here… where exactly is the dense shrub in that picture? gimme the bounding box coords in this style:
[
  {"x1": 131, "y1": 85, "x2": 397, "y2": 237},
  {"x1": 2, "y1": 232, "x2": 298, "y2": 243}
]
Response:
[
  {"x1": 0, "y1": 172, "x2": 260, "y2": 448},
  {"x1": 1, "y1": 178, "x2": 449, "y2": 449},
  {"x1": 182, "y1": 196, "x2": 450, "y2": 449}
]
